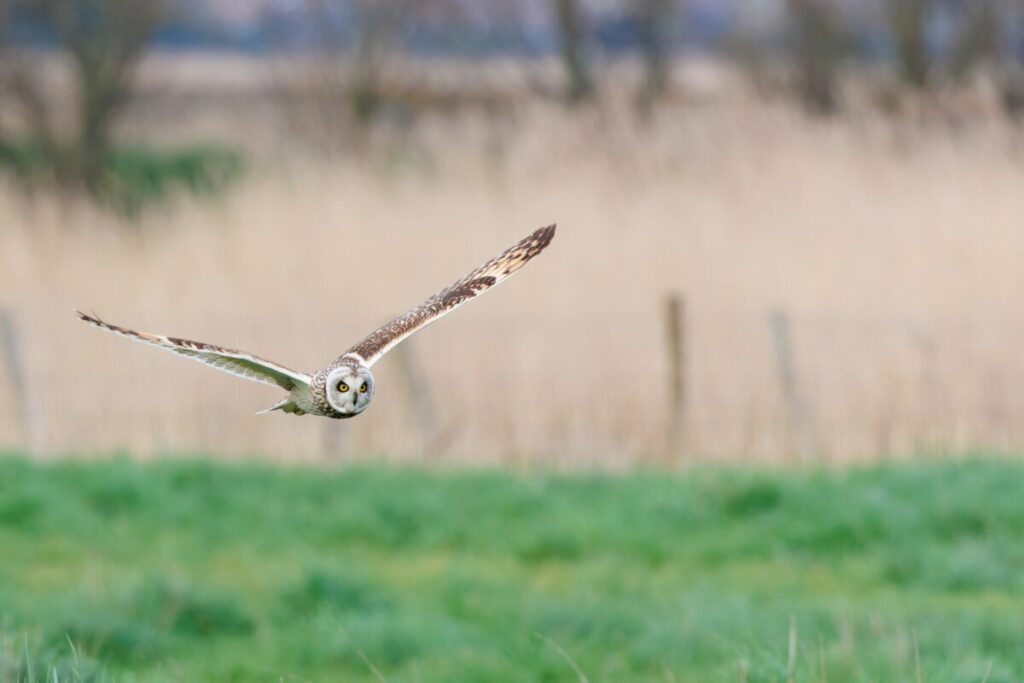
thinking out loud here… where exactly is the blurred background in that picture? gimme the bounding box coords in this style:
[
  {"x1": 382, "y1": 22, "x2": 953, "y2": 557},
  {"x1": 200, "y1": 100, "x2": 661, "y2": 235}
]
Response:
[
  {"x1": 6, "y1": 4, "x2": 1024, "y2": 682},
  {"x1": 2, "y1": 0, "x2": 1024, "y2": 465}
]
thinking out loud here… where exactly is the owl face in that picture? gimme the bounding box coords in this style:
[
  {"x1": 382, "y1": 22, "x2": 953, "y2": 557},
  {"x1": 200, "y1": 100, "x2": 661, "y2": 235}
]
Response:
[{"x1": 325, "y1": 366, "x2": 375, "y2": 415}]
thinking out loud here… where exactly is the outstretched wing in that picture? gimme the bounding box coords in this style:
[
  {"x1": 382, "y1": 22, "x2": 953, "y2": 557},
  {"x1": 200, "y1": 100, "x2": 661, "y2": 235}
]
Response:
[
  {"x1": 342, "y1": 224, "x2": 556, "y2": 367},
  {"x1": 76, "y1": 311, "x2": 311, "y2": 391}
]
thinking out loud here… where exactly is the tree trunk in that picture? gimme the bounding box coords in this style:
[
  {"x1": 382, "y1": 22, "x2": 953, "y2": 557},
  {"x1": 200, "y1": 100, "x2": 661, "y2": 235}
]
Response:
[
  {"x1": 37, "y1": 0, "x2": 166, "y2": 196},
  {"x1": 554, "y1": 0, "x2": 594, "y2": 104},
  {"x1": 887, "y1": 0, "x2": 933, "y2": 89},
  {"x1": 951, "y1": 0, "x2": 1002, "y2": 79},
  {"x1": 788, "y1": 0, "x2": 841, "y2": 115},
  {"x1": 1003, "y1": 0, "x2": 1024, "y2": 116},
  {"x1": 351, "y1": 0, "x2": 401, "y2": 126},
  {"x1": 636, "y1": 0, "x2": 671, "y2": 116},
  {"x1": 75, "y1": 57, "x2": 124, "y2": 194}
]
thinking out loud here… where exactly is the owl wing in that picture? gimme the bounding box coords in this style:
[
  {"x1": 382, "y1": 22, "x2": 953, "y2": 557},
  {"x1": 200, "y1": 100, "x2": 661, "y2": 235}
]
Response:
[
  {"x1": 76, "y1": 311, "x2": 311, "y2": 391},
  {"x1": 341, "y1": 224, "x2": 556, "y2": 367}
]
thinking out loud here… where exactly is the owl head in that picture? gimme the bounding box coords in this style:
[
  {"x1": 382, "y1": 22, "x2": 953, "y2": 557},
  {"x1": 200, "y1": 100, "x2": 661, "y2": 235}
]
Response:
[{"x1": 325, "y1": 365, "x2": 375, "y2": 416}]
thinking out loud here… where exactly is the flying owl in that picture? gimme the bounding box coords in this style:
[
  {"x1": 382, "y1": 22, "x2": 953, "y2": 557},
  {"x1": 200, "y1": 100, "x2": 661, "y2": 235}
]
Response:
[{"x1": 77, "y1": 224, "x2": 556, "y2": 418}]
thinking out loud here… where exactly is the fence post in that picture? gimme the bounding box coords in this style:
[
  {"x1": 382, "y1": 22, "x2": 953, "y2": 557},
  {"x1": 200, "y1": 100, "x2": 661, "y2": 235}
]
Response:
[
  {"x1": 769, "y1": 309, "x2": 815, "y2": 462},
  {"x1": 0, "y1": 309, "x2": 46, "y2": 456},
  {"x1": 664, "y1": 293, "x2": 686, "y2": 461},
  {"x1": 393, "y1": 341, "x2": 440, "y2": 459}
]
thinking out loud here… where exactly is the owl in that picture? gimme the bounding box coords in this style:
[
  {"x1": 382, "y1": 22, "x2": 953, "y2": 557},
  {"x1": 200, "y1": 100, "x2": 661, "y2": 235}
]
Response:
[{"x1": 77, "y1": 225, "x2": 556, "y2": 418}]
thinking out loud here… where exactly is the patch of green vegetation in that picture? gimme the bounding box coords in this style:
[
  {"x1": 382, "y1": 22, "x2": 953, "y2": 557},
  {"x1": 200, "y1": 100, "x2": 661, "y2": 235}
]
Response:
[
  {"x1": 0, "y1": 139, "x2": 47, "y2": 179},
  {"x1": 0, "y1": 139, "x2": 244, "y2": 215},
  {"x1": 102, "y1": 145, "x2": 244, "y2": 215},
  {"x1": 0, "y1": 455, "x2": 1022, "y2": 681},
  {"x1": 0, "y1": 634, "x2": 108, "y2": 683}
]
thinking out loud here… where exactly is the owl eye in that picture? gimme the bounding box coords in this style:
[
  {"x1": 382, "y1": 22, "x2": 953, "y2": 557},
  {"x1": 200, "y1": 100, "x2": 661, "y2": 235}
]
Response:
[
  {"x1": 359, "y1": 382, "x2": 368, "y2": 393},
  {"x1": 337, "y1": 382, "x2": 349, "y2": 392}
]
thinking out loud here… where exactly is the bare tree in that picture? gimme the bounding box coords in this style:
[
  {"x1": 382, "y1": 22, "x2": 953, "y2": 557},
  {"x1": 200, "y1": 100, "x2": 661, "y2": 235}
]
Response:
[
  {"x1": 0, "y1": 0, "x2": 166, "y2": 196},
  {"x1": 886, "y1": 0, "x2": 935, "y2": 89},
  {"x1": 1003, "y1": 0, "x2": 1024, "y2": 116},
  {"x1": 553, "y1": 0, "x2": 594, "y2": 104},
  {"x1": 635, "y1": 0, "x2": 672, "y2": 116},
  {"x1": 38, "y1": 0, "x2": 167, "y2": 194},
  {"x1": 0, "y1": 1, "x2": 60, "y2": 171},
  {"x1": 0, "y1": 0, "x2": 10, "y2": 58},
  {"x1": 950, "y1": 0, "x2": 1002, "y2": 79},
  {"x1": 955, "y1": 0, "x2": 1024, "y2": 117},
  {"x1": 349, "y1": 0, "x2": 406, "y2": 126},
  {"x1": 278, "y1": 0, "x2": 412, "y2": 154},
  {"x1": 787, "y1": 0, "x2": 842, "y2": 114},
  {"x1": 0, "y1": 0, "x2": 19, "y2": 144}
]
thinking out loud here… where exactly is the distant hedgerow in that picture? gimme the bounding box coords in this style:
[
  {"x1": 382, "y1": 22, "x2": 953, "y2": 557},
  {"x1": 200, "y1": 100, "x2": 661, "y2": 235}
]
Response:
[{"x1": 0, "y1": 139, "x2": 244, "y2": 217}]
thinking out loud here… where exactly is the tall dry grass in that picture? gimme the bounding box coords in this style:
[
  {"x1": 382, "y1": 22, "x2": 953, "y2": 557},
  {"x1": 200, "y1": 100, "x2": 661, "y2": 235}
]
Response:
[{"x1": 2, "y1": 63, "x2": 1024, "y2": 465}]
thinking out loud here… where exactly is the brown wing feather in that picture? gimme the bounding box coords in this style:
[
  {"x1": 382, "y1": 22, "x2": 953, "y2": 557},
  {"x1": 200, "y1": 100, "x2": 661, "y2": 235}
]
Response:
[
  {"x1": 76, "y1": 311, "x2": 311, "y2": 391},
  {"x1": 342, "y1": 224, "x2": 556, "y2": 367}
]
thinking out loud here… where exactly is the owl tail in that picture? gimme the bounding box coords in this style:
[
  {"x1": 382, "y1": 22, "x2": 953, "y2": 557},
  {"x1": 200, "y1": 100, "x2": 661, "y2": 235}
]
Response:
[{"x1": 258, "y1": 398, "x2": 306, "y2": 416}]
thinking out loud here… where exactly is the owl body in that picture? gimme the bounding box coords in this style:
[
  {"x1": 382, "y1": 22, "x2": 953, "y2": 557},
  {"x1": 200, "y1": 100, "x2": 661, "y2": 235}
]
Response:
[{"x1": 78, "y1": 225, "x2": 556, "y2": 420}]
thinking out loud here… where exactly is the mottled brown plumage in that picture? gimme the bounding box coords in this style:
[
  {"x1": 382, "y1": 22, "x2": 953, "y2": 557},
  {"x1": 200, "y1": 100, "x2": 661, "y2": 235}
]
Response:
[
  {"x1": 342, "y1": 224, "x2": 556, "y2": 366},
  {"x1": 77, "y1": 224, "x2": 557, "y2": 419}
]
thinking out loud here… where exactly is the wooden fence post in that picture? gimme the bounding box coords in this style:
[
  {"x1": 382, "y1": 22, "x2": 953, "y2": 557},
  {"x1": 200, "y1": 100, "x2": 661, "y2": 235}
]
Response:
[
  {"x1": 664, "y1": 293, "x2": 686, "y2": 461},
  {"x1": 769, "y1": 309, "x2": 815, "y2": 462},
  {"x1": 0, "y1": 309, "x2": 46, "y2": 456}
]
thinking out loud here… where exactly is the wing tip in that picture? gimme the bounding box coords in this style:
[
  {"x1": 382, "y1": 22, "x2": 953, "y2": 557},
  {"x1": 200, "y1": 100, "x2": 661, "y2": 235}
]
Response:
[
  {"x1": 518, "y1": 223, "x2": 555, "y2": 263},
  {"x1": 75, "y1": 310, "x2": 151, "y2": 343},
  {"x1": 75, "y1": 309, "x2": 103, "y2": 326},
  {"x1": 534, "y1": 223, "x2": 556, "y2": 249}
]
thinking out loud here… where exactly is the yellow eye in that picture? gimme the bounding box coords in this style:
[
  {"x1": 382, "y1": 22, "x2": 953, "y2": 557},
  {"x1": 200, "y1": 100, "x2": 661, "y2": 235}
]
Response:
[
  {"x1": 359, "y1": 382, "x2": 368, "y2": 393},
  {"x1": 337, "y1": 382, "x2": 349, "y2": 392}
]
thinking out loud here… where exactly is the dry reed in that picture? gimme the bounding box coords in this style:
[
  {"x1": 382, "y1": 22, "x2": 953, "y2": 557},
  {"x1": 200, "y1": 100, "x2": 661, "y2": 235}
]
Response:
[{"x1": 2, "y1": 58, "x2": 1024, "y2": 465}]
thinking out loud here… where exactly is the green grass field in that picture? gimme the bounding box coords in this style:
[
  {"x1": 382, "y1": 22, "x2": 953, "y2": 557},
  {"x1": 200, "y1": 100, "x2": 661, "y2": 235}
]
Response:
[{"x1": 0, "y1": 455, "x2": 1022, "y2": 682}]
